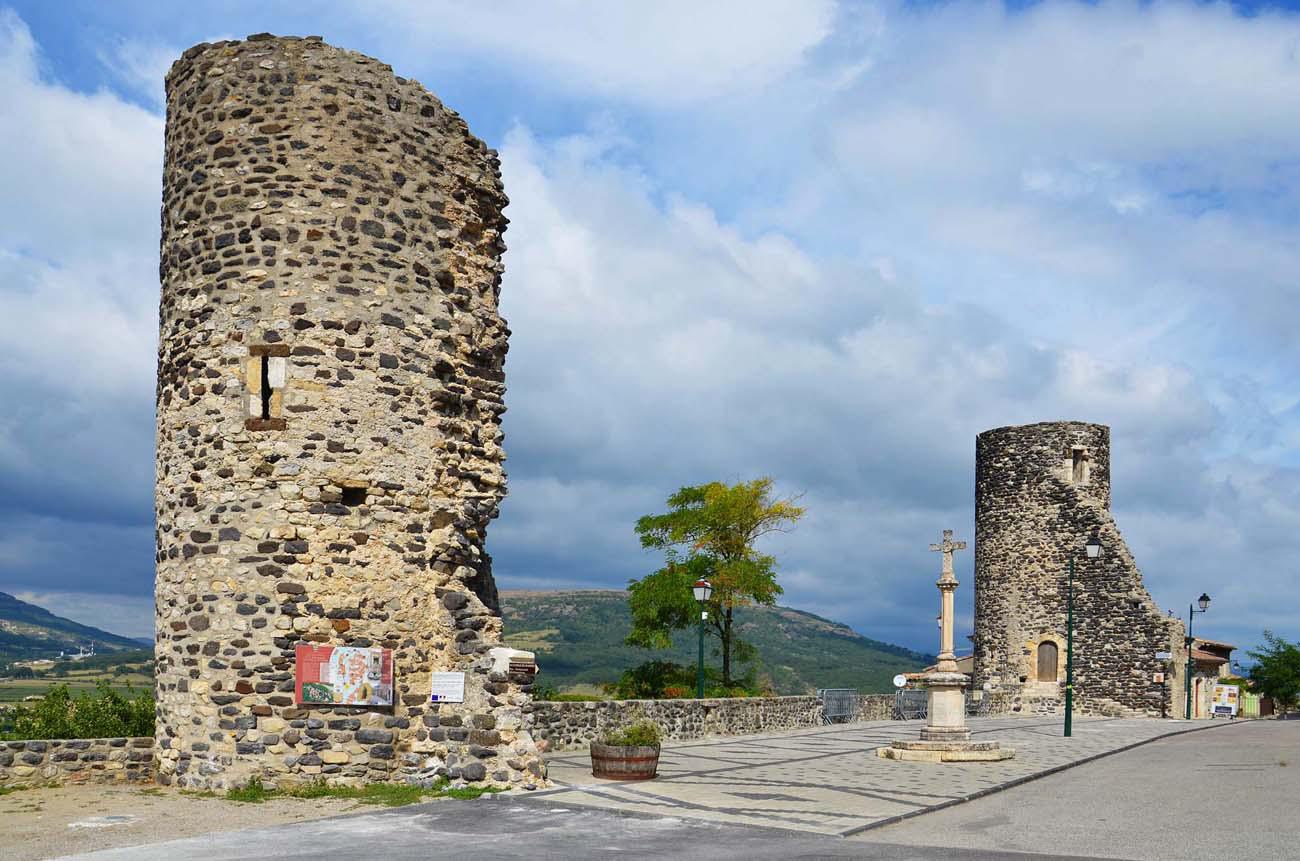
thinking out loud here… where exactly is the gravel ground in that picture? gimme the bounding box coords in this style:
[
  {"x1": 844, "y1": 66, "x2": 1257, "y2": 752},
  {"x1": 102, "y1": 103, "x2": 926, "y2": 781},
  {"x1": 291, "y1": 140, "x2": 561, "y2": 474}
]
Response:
[{"x1": 0, "y1": 784, "x2": 371, "y2": 860}]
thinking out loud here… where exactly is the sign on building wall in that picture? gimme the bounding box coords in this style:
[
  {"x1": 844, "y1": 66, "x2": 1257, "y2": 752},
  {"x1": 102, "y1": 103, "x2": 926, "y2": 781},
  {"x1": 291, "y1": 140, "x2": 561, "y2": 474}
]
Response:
[
  {"x1": 295, "y1": 645, "x2": 394, "y2": 706},
  {"x1": 430, "y1": 672, "x2": 466, "y2": 703},
  {"x1": 1212, "y1": 684, "x2": 1239, "y2": 718}
]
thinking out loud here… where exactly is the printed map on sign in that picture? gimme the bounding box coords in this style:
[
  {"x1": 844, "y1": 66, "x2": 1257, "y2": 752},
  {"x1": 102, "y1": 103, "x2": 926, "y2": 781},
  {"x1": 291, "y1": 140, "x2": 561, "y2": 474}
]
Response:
[{"x1": 295, "y1": 645, "x2": 393, "y2": 706}]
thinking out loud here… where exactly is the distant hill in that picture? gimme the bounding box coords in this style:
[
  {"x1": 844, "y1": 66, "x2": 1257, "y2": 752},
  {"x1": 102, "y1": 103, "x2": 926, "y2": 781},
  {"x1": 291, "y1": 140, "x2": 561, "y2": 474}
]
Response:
[
  {"x1": 501, "y1": 590, "x2": 931, "y2": 695},
  {"x1": 0, "y1": 592, "x2": 144, "y2": 663}
]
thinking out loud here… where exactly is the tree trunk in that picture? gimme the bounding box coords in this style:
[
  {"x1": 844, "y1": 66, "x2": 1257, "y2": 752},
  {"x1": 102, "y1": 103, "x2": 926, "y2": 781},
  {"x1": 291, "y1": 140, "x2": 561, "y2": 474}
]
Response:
[{"x1": 722, "y1": 606, "x2": 734, "y2": 686}]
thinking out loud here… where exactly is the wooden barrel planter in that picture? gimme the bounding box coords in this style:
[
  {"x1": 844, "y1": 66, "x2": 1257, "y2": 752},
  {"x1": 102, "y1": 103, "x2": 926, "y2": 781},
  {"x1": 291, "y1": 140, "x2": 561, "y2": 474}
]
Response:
[{"x1": 590, "y1": 743, "x2": 661, "y2": 780}]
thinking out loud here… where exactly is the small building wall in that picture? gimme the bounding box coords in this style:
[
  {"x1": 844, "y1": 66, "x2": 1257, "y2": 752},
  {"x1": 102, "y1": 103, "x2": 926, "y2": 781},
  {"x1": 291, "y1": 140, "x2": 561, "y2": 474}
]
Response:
[
  {"x1": 0, "y1": 737, "x2": 155, "y2": 787},
  {"x1": 974, "y1": 422, "x2": 1184, "y2": 717}
]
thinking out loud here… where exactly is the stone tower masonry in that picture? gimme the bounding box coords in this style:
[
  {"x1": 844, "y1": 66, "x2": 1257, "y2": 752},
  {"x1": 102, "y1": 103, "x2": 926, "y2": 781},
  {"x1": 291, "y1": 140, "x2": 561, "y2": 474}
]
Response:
[
  {"x1": 155, "y1": 34, "x2": 544, "y2": 789},
  {"x1": 973, "y1": 421, "x2": 1185, "y2": 716}
]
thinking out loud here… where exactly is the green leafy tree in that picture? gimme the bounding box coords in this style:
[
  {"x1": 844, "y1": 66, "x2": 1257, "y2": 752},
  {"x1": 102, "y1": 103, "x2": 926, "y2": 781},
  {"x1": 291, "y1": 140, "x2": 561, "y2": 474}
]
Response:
[
  {"x1": 628, "y1": 478, "x2": 805, "y2": 686},
  {"x1": 3, "y1": 682, "x2": 154, "y2": 741},
  {"x1": 1248, "y1": 631, "x2": 1300, "y2": 714}
]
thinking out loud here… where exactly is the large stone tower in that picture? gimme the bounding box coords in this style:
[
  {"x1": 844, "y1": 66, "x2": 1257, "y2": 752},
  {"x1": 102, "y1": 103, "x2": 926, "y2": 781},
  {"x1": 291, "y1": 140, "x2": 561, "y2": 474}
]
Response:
[
  {"x1": 155, "y1": 34, "x2": 544, "y2": 789},
  {"x1": 973, "y1": 422, "x2": 1184, "y2": 716}
]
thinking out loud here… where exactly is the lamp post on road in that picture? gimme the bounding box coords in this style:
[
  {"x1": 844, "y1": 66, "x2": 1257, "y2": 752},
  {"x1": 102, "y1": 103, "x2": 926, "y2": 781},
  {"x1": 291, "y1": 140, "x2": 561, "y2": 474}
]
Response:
[
  {"x1": 1065, "y1": 533, "x2": 1103, "y2": 738},
  {"x1": 1184, "y1": 593, "x2": 1211, "y2": 719},
  {"x1": 693, "y1": 579, "x2": 713, "y2": 699}
]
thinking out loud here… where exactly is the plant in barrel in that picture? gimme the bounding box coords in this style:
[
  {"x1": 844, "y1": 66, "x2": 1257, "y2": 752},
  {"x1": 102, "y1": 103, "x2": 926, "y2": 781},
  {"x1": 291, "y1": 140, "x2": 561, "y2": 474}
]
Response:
[{"x1": 590, "y1": 714, "x2": 664, "y2": 780}]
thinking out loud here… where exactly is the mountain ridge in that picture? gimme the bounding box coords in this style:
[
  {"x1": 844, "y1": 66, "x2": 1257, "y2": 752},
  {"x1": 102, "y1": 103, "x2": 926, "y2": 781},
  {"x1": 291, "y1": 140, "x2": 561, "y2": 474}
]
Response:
[
  {"x1": 499, "y1": 589, "x2": 931, "y2": 694},
  {"x1": 0, "y1": 592, "x2": 144, "y2": 662}
]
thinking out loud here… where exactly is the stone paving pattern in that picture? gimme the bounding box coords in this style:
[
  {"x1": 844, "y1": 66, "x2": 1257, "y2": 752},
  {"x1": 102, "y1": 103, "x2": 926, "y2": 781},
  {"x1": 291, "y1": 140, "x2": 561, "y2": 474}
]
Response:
[{"x1": 537, "y1": 716, "x2": 1225, "y2": 836}]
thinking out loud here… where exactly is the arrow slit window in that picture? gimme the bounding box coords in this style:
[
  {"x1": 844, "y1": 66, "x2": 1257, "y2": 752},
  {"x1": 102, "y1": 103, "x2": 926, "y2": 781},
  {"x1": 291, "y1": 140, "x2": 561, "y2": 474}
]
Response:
[
  {"x1": 1066, "y1": 446, "x2": 1090, "y2": 485},
  {"x1": 246, "y1": 344, "x2": 288, "y2": 431}
]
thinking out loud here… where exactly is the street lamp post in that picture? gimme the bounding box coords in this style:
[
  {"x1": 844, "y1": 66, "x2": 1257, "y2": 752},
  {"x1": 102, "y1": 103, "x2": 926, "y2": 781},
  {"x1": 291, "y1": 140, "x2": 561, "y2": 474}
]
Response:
[
  {"x1": 1184, "y1": 593, "x2": 1211, "y2": 719},
  {"x1": 1065, "y1": 534, "x2": 1103, "y2": 738},
  {"x1": 692, "y1": 579, "x2": 713, "y2": 699}
]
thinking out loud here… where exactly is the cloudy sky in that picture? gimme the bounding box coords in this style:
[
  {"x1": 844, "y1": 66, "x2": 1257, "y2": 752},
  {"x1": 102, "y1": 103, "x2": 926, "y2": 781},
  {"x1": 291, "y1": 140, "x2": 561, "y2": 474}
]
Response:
[{"x1": 1, "y1": 1, "x2": 1297, "y2": 660}]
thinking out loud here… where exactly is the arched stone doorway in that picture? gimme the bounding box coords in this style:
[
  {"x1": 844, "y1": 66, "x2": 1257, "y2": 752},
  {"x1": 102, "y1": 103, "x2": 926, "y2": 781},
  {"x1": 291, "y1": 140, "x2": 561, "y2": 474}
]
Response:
[{"x1": 1037, "y1": 641, "x2": 1059, "y2": 682}]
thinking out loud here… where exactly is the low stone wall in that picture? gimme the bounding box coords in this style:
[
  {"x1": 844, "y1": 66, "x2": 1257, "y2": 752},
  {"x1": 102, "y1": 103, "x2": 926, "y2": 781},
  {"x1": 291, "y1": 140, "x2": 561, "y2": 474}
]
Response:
[
  {"x1": 532, "y1": 696, "x2": 821, "y2": 751},
  {"x1": 854, "y1": 694, "x2": 895, "y2": 721},
  {"x1": 1, "y1": 737, "x2": 155, "y2": 787},
  {"x1": 532, "y1": 694, "x2": 907, "y2": 751}
]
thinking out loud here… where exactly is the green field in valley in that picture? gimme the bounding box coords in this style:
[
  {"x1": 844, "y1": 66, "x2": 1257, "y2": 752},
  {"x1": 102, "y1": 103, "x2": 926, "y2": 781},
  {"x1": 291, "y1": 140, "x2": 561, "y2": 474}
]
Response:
[{"x1": 0, "y1": 674, "x2": 152, "y2": 703}]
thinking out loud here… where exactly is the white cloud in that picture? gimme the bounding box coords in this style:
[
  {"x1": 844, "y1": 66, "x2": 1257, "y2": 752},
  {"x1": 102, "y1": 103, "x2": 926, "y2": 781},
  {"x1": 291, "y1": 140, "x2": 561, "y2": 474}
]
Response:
[
  {"x1": 97, "y1": 36, "x2": 180, "y2": 110},
  {"x1": 490, "y1": 123, "x2": 1242, "y2": 649},
  {"x1": 0, "y1": 11, "x2": 160, "y2": 257},
  {"x1": 0, "y1": 13, "x2": 158, "y2": 529},
  {"x1": 0, "y1": 2, "x2": 1296, "y2": 657},
  {"x1": 364, "y1": 0, "x2": 837, "y2": 105}
]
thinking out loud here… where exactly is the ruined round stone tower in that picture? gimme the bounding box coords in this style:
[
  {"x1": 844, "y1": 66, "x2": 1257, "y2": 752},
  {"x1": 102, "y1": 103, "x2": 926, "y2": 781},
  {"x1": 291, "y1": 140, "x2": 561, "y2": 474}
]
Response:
[
  {"x1": 155, "y1": 34, "x2": 544, "y2": 789},
  {"x1": 973, "y1": 421, "x2": 1184, "y2": 716}
]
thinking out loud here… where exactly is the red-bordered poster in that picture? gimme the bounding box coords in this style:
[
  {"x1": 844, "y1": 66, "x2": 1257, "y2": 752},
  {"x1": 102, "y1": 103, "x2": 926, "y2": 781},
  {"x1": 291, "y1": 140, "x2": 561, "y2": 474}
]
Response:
[{"x1": 294, "y1": 645, "x2": 394, "y2": 706}]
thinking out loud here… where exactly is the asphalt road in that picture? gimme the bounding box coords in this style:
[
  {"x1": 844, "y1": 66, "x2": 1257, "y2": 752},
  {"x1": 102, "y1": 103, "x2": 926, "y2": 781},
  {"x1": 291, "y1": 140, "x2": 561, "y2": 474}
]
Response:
[
  {"x1": 854, "y1": 717, "x2": 1298, "y2": 860},
  {"x1": 65, "y1": 718, "x2": 1294, "y2": 860}
]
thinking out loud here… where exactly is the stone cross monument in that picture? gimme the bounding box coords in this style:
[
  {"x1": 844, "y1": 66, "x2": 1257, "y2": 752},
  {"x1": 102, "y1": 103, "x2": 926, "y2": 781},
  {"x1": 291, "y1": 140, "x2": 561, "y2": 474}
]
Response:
[
  {"x1": 878, "y1": 530, "x2": 1014, "y2": 762},
  {"x1": 929, "y1": 530, "x2": 964, "y2": 676}
]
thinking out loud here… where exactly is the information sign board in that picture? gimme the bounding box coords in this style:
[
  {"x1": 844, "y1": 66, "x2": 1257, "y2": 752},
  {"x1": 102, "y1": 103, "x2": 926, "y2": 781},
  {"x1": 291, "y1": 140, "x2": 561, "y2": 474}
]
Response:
[
  {"x1": 1212, "y1": 684, "x2": 1239, "y2": 717},
  {"x1": 294, "y1": 645, "x2": 393, "y2": 706},
  {"x1": 430, "y1": 672, "x2": 466, "y2": 703}
]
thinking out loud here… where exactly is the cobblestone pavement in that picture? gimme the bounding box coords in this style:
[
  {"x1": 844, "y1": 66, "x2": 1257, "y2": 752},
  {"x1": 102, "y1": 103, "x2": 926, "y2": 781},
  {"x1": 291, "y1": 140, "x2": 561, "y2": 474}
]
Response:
[{"x1": 536, "y1": 716, "x2": 1233, "y2": 836}]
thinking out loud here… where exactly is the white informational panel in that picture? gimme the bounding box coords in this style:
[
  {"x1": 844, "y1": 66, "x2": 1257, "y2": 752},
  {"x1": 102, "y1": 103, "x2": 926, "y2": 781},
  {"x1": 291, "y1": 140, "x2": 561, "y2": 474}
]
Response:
[
  {"x1": 1212, "y1": 684, "x2": 1239, "y2": 717},
  {"x1": 430, "y1": 672, "x2": 466, "y2": 703}
]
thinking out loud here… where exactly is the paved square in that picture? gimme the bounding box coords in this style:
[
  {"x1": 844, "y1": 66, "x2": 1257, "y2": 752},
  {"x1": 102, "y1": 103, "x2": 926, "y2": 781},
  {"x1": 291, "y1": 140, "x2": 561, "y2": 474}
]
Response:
[{"x1": 536, "y1": 716, "x2": 1221, "y2": 836}]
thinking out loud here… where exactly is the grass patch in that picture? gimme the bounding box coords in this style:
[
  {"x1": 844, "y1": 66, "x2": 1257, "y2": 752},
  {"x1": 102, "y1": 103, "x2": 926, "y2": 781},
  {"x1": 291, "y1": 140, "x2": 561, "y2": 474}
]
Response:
[
  {"x1": 0, "y1": 784, "x2": 31, "y2": 796},
  {"x1": 222, "y1": 777, "x2": 505, "y2": 806}
]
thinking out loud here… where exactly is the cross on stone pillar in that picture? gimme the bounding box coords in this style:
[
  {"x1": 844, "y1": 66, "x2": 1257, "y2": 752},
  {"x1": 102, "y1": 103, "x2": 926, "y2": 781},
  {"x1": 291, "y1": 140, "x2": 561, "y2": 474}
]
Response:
[
  {"x1": 929, "y1": 529, "x2": 966, "y2": 672},
  {"x1": 876, "y1": 527, "x2": 1014, "y2": 761}
]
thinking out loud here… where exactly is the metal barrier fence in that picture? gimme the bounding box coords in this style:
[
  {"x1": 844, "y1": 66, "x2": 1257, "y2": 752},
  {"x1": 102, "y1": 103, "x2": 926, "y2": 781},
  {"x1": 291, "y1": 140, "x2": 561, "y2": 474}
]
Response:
[
  {"x1": 818, "y1": 689, "x2": 859, "y2": 724},
  {"x1": 893, "y1": 689, "x2": 928, "y2": 720}
]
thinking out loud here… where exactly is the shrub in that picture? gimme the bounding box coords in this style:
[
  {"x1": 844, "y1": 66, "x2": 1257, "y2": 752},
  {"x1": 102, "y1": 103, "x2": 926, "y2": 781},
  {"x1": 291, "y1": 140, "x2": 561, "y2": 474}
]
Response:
[
  {"x1": 600, "y1": 717, "x2": 662, "y2": 747},
  {"x1": 1, "y1": 681, "x2": 154, "y2": 740},
  {"x1": 605, "y1": 660, "x2": 695, "y2": 699},
  {"x1": 531, "y1": 681, "x2": 559, "y2": 701}
]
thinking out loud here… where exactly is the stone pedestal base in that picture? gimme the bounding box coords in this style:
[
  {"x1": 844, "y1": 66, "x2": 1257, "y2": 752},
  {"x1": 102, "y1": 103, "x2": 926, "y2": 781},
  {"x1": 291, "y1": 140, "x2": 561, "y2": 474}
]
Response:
[
  {"x1": 876, "y1": 740, "x2": 1016, "y2": 762},
  {"x1": 920, "y1": 726, "x2": 972, "y2": 741},
  {"x1": 876, "y1": 670, "x2": 1016, "y2": 763}
]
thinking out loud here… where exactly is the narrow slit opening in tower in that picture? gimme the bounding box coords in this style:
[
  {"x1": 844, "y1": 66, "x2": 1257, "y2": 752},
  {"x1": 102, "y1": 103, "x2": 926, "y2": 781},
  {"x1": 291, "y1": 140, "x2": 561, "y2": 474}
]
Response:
[
  {"x1": 259, "y1": 355, "x2": 272, "y2": 420},
  {"x1": 1069, "y1": 447, "x2": 1089, "y2": 484},
  {"x1": 341, "y1": 485, "x2": 367, "y2": 507}
]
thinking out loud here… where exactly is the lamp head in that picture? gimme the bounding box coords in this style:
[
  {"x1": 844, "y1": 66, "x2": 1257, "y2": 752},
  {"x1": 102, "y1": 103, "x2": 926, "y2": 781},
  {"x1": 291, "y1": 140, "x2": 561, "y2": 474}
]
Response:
[
  {"x1": 1198, "y1": 593, "x2": 1211, "y2": 612},
  {"x1": 693, "y1": 579, "x2": 713, "y2": 603},
  {"x1": 1085, "y1": 534, "x2": 1102, "y2": 559}
]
